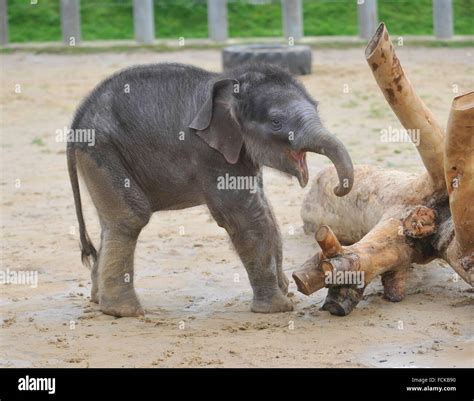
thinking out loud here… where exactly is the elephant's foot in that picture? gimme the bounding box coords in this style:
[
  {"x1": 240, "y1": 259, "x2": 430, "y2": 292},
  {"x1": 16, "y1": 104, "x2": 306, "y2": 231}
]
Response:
[
  {"x1": 321, "y1": 286, "x2": 364, "y2": 316},
  {"x1": 99, "y1": 290, "x2": 144, "y2": 317},
  {"x1": 251, "y1": 291, "x2": 293, "y2": 313}
]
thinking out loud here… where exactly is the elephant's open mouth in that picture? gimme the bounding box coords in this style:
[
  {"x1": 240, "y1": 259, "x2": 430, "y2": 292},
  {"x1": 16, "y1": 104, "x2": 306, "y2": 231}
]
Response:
[{"x1": 290, "y1": 150, "x2": 308, "y2": 188}]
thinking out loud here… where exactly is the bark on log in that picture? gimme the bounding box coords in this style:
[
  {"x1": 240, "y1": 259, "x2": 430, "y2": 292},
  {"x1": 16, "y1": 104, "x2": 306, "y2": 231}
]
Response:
[{"x1": 365, "y1": 23, "x2": 446, "y2": 191}]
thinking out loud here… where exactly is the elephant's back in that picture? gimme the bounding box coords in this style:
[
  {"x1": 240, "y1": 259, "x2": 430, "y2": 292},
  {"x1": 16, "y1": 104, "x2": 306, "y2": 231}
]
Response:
[
  {"x1": 71, "y1": 63, "x2": 214, "y2": 143},
  {"x1": 69, "y1": 63, "x2": 216, "y2": 205}
]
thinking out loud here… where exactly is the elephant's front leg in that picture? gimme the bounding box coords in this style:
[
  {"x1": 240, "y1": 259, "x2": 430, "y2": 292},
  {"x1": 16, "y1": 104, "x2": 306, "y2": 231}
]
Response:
[
  {"x1": 261, "y1": 195, "x2": 288, "y2": 295},
  {"x1": 206, "y1": 189, "x2": 293, "y2": 313}
]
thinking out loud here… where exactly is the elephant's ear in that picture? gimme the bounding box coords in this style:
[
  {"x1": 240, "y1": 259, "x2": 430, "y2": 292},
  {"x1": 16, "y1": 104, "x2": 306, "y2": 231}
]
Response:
[{"x1": 189, "y1": 78, "x2": 243, "y2": 164}]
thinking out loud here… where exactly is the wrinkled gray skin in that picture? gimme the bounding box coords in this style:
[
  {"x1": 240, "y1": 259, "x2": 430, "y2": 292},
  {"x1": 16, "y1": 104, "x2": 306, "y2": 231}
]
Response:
[{"x1": 67, "y1": 63, "x2": 354, "y2": 317}]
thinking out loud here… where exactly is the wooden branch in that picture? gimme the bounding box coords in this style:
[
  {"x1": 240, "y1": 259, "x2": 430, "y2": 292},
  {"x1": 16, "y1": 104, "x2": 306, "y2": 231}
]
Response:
[
  {"x1": 293, "y1": 217, "x2": 420, "y2": 296},
  {"x1": 365, "y1": 23, "x2": 446, "y2": 190},
  {"x1": 316, "y1": 225, "x2": 343, "y2": 258},
  {"x1": 443, "y1": 91, "x2": 474, "y2": 284},
  {"x1": 444, "y1": 91, "x2": 474, "y2": 254},
  {"x1": 292, "y1": 253, "x2": 325, "y2": 296},
  {"x1": 381, "y1": 268, "x2": 408, "y2": 302},
  {"x1": 332, "y1": 218, "x2": 418, "y2": 284}
]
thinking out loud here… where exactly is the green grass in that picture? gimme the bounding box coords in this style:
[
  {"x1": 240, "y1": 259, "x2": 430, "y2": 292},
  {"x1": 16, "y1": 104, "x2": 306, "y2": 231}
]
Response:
[
  {"x1": 8, "y1": 0, "x2": 62, "y2": 42},
  {"x1": 303, "y1": 0, "x2": 358, "y2": 35},
  {"x1": 6, "y1": 0, "x2": 474, "y2": 43},
  {"x1": 228, "y1": 0, "x2": 282, "y2": 37},
  {"x1": 378, "y1": 0, "x2": 473, "y2": 36},
  {"x1": 81, "y1": 1, "x2": 134, "y2": 40},
  {"x1": 31, "y1": 137, "x2": 46, "y2": 146},
  {"x1": 155, "y1": 0, "x2": 208, "y2": 38}
]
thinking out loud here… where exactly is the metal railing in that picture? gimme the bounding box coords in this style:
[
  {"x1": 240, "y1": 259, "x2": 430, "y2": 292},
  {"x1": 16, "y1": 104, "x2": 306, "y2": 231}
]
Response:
[{"x1": 0, "y1": 0, "x2": 458, "y2": 46}]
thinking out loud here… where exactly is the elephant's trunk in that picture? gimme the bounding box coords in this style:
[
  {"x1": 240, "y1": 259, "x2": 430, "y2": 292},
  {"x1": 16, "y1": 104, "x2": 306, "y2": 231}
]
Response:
[{"x1": 306, "y1": 128, "x2": 354, "y2": 196}]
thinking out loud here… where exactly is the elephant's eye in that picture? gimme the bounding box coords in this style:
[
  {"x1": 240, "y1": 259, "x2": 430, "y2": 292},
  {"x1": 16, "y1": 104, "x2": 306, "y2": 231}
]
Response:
[{"x1": 271, "y1": 119, "x2": 282, "y2": 130}]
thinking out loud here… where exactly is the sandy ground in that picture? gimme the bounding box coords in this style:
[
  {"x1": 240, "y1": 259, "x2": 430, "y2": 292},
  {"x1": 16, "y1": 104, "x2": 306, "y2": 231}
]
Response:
[{"x1": 0, "y1": 47, "x2": 473, "y2": 368}]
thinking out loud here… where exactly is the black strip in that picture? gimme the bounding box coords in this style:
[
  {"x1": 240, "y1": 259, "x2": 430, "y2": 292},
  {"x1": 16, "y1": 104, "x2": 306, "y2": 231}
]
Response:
[{"x1": 0, "y1": 368, "x2": 472, "y2": 401}]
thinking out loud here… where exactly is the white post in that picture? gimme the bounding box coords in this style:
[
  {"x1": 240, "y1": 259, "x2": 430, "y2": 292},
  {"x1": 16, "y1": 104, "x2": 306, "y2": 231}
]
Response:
[
  {"x1": 281, "y1": 0, "x2": 303, "y2": 41},
  {"x1": 433, "y1": 0, "x2": 453, "y2": 39},
  {"x1": 133, "y1": 0, "x2": 155, "y2": 44},
  {"x1": 0, "y1": 0, "x2": 8, "y2": 46},
  {"x1": 207, "y1": 0, "x2": 228, "y2": 42},
  {"x1": 357, "y1": 0, "x2": 378, "y2": 40},
  {"x1": 60, "y1": 0, "x2": 81, "y2": 45}
]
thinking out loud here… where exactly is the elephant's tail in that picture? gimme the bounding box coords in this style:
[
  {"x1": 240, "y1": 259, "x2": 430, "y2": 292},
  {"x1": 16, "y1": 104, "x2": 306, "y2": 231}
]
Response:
[{"x1": 67, "y1": 144, "x2": 97, "y2": 268}]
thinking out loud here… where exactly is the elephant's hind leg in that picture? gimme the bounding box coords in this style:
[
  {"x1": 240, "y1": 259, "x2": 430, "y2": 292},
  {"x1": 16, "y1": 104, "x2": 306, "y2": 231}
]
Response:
[
  {"x1": 98, "y1": 226, "x2": 145, "y2": 317},
  {"x1": 90, "y1": 221, "x2": 105, "y2": 304},
  {"x1": 77, "y1": 151, "x2": 151, "y2": 317}
]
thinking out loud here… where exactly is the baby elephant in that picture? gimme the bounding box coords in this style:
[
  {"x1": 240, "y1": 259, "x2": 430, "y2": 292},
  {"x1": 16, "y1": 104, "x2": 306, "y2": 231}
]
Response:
[{"x1": 67, "y1": 63, "x2": 354, "y2": 317}]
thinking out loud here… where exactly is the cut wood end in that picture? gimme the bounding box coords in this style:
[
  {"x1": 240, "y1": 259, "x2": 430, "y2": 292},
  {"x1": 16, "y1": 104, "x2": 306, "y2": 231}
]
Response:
[
  {"x1": 365, "y1": 22, "x2": 387, "y2": 60},
  {"x1": 292, "y1": 253, "x2": 326, "y2": 296},
  {"x1": 321, "y1": 261, "x2": 333, "y2": 274},
  {"x1": 292, "y1": 269, "x2": 325, "y2": 296},
  {"x1": 315, "y1": 225, "x2": 329, "y2": 242},
  {"x1": 292, "y1": 271, "x2": 312, "y2": 296},
  {"x1": 402, "y1": 205, "x2": 437, "y2": 239},
  {"x1": 452, "y1": 90, "x2": 474, "y2": 111}
]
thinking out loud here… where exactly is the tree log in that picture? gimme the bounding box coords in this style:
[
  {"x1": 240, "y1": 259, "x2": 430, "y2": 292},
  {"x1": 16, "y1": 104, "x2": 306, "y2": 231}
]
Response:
[
  {"x1": 296, "y1": 166, "x2": 471, "y2": 314},
  {"x1": 294, "y1": 215, "x2": 422, "y2": 298},
  {"x1": 294, "y1": 24, "x2": 473, "y2": 316},
  {"x1": 301, "y1": 165, "x2": 441, "y2": 242},
  {"x1": 366, "y1": 23, "x2": 446, "y2": 190},
  {"x1": 443, "y1": 91, "x2": 474, "y2": 284}
]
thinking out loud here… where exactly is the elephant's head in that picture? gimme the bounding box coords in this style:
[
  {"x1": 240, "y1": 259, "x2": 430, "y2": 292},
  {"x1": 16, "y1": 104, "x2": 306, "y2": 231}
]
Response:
[{"x1": 189, "y1": 64, "x2": 354, "y2": 196}]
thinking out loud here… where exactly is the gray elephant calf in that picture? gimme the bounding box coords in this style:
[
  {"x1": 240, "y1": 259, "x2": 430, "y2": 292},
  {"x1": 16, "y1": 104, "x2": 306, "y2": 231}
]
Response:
[{"x1": 67, "y1": 63, "x2": 354, "y2": 317}]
